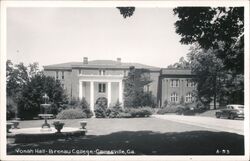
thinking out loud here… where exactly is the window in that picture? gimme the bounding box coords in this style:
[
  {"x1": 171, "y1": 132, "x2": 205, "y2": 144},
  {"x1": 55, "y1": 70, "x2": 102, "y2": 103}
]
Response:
[
  {"x1": 79, "y1": 69, "x2": 81, "y2": 75},
  {"x1": 186, "y1": 79, "x2": 195, "y2": 87},
  {"x1": 185, "y1": 93, "x2": 193, "y2": 103},
  {"x1": 170, "y1": 79, "x2": 179, "y2": 87},
  {"x1": 124, "y1": 70, "x2": 127, "y2": 76},
  {"x1": 62, "y1": 71, "x2": 64, "y2": 79},
  {"x1": 98, "y1": 83, "x2": 106, "y2": 93},
  {"x1": 170, "y1": 93, "x2": 178, "y2": 102},
  {"x1": 99, "y1": 70, "x2": 106, "y2": 75},
  {"x1": 56, "y1": 71, "x2": 59, "y2": 79}
]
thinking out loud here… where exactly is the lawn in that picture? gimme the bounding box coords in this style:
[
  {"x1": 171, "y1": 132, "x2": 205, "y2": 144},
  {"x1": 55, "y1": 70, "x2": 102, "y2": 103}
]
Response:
[{"x1": 7, "y1": 117, "x2": 244, "y2": 155}]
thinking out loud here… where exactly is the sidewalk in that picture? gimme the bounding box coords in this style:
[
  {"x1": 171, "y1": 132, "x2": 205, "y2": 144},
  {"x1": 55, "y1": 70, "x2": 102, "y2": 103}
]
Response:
[{"x1": 153, "y1": 114, "x2": 244, "y2": 135}]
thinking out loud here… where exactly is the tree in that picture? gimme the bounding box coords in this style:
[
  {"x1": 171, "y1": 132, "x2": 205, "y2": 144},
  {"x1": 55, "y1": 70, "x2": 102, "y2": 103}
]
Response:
[
  {"x1": 167, "y1": 57, "x2": 191, "y2": 69},
  {"x1": 187, "y1": 44, "x2": 244, "y2": 108},
  {"x1": 18, "y1": 74, "x2": 66, "y2": 120},
  {"x1": 6, "y1": 60, "x2": 67, "y2": 120},
  {"x1": 174, "y1": 7, "x2": 244, "y2": 74},
  {"x1": 123, "y1": 66, "x2": 155, "y2": 108},
  {"x1": 117, "y1": 7, "x2": 135, "y2": 18}
]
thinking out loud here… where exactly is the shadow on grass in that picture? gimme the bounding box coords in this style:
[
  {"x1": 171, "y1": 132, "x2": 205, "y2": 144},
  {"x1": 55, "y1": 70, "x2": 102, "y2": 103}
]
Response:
[{"x1": 7, "y1": 130, "x2": 244, "y2": 155}]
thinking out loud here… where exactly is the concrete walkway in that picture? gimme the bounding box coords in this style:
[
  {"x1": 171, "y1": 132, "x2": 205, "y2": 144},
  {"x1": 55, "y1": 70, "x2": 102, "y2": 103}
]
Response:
[{"x1": 153, "y1": 114, "x2": 244, "y2": 135}]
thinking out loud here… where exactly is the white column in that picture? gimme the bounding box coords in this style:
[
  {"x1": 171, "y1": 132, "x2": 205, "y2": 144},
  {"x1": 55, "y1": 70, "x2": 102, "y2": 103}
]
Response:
[
  {"x1": 90, "y1": 81, "x2": 94, "y2": 112},
  {"x1": 79, "y1": 81, "x2": 82, "y2": 100},
  {"x1": 107, "y1": 82, "x2": 111, "y2": 107},
  {"x1": 119, "y1": 80, "x2": 123, "y2": 107}
]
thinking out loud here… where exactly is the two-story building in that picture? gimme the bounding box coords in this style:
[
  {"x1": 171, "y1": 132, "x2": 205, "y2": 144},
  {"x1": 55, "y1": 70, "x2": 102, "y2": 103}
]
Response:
[{"x1": 43, "y1": 57, "x2": 196, "y2": 112}]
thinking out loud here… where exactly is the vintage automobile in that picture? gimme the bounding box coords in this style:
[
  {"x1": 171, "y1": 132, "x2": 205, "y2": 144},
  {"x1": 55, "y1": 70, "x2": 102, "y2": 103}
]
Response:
[{"x1": 215, "y1": 104, "x2": 244, "y2": 119}]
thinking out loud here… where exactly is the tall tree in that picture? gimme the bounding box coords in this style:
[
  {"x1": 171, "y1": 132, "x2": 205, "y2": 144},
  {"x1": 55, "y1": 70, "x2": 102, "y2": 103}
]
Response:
[
  {"x1": 167, "y1": 57, "x2": 191, "y2": 69},
  {"x1": 123, "y1": 66, "x2": 155, "y2": 107},
  {"x1": 188, "y1": 44, "x2": 244, "y2": 108},
  {"x1": 174, "y1": 7, "x2": 244, "y2": 74}
]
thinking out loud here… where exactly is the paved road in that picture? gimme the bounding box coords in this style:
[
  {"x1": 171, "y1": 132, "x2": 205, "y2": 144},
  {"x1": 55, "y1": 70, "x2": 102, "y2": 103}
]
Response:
[{"x1": 153, "y1": 114, "x2": 244, "y2": 135}]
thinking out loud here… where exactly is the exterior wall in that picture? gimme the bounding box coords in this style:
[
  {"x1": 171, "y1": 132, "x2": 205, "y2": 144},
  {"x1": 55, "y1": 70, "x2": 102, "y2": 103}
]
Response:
[
  {"x1": 71, "y1": 69, "x2": 79, "y2": 99},
  {"x1": 44, "y1": 64, "x2": 195, "y2": 108},
  {"x1": 161, "y1": 77, "x2": 195, "y2": 106},
  {"x1": 78, "y1": 69, "x2": 128, "y2": 76},
  {"x1": 111, "y1": 82, "x2": 119, "y2": 105}
]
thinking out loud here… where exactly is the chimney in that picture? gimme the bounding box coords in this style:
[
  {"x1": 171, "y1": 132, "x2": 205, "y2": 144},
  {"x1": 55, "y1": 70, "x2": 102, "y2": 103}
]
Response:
[
  {"x1": 83, "y1": 57, "x2": 88, "y2": 64},
  {"x1": 117, "y1": 58, "x2": 121, "y2": 64}
]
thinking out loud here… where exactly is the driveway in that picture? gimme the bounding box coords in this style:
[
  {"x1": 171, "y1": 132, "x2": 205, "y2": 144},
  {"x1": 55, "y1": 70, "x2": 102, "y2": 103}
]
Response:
[{"x1": 153, "y1": 114, "x2": 244, "y2": 135}]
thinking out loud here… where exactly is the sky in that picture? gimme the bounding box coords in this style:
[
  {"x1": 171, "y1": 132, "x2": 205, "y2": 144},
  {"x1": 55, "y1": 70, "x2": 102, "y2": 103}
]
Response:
[{"x1": 7, "y1": 7, "x2": 190, "y2": 68}]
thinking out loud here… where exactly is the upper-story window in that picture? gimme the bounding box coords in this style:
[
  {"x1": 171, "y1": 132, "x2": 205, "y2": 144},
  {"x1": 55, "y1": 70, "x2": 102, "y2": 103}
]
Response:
[
  {"x1": 124, "y1": 70, "x2": 127, "y2": 76},
  {"x1": 170, "y1": 79, "x2": 179, "y2": 87},
  {"x1": 98, "y1": 83, "x2": 106, "y2": 93},
  {"x1": 79, "y1": 69, "x2": 81, "y2": 75},
  {"x1": 186, "y1": 79, "x2": 195, "y2": 87},
  {"x1": 62, "y1": 71, "x2": 64, "y2": 79},
  {"x1": 56, "y1": 71, "x2": 59, "y2": 79},
  {"x1": 170, "y1": 92, "x2": 178, "y2": 102},
  {"x1": 185, "y1": 93, "x2": 193, "y2": 103},
  {"x1": 99, "y1": 70, "x2": 106, "y2": 75}
]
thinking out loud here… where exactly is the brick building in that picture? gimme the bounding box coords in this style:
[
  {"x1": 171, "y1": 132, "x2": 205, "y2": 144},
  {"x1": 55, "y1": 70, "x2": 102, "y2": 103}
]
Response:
[{"x1": 43, "y1": 57, "x2": 195, "y2": 112}]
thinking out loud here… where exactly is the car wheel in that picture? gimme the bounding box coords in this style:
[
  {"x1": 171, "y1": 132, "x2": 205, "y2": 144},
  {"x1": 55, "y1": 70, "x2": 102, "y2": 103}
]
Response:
[
  {"x1": 229, "y1": 114, "x2": 235, "y2": 120},
  {"x1": 216, "y1": 113, "x2": 221, "y2": 118}
]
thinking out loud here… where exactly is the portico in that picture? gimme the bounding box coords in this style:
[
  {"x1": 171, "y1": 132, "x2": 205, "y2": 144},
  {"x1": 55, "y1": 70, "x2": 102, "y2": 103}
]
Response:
[{"x1": 78, "y1": 74, "x2": 124, "y2": 112}]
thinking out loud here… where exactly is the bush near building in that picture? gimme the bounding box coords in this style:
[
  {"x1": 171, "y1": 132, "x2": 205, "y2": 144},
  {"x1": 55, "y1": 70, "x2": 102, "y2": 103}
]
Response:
[
  {"x1": 57, "y1": 98, "x2": 93, "y2": 119},
  {"x1": 56, "y1": 108, "x2": 88, "y2": 119},
  {"x1": 94, "y1": 101, "x2": 153, "y2": 118},
  {"x1": 157, "y1": 100, "x2": 206, "y2": 115}
]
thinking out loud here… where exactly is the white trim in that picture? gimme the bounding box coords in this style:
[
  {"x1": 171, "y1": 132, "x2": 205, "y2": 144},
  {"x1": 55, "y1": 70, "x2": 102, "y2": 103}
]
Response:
[
  {"x1": 79, "y1": 81, "x2": 82, "y2": 100},
  {"x1": 119, "y1": 80, "x2": 123, "y2": 107},
  {"x1": 107, "y1": 82, "x2": 111, "y2": 107},
  {"x1": 90, "y1": 81, "x2": 94, "y2": 112}
]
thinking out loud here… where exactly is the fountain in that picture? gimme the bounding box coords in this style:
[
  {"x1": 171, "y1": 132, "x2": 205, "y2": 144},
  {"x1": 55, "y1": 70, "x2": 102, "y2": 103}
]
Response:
[
  {"x1": 38, "y1": 94, "x2": 53, "y2": 131},
  {"x1": 7, "y1": 93, "x2": 87, "y2": 143}
]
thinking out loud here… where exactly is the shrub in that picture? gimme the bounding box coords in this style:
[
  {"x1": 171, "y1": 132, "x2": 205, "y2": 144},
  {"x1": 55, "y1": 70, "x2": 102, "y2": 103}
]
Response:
[
  {"x1": 125, "y1": 107, "x2": 153, "y2": 117},
  {"x1": 56, "y1": 108, "x2": 87, "y2": 119},
  {"x1": 157, "y1": 107, "x2": 179, "y2": 114},
  {"x1": 107, "y1": 102, "x2": 123, "y2": 118},
  {"x1": 94, "y1": 105, "x2": 108, "y2": 118},
  {"x1": 117, "y1": 112, "x2": 132, "y2": 118},
  {"x1": 77, "y1": 98, "x2": 93, "y2": 118}
]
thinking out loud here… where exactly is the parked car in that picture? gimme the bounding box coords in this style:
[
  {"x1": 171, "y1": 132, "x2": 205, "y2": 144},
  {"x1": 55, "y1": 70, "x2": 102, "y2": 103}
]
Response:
[{"x1": 215, "y1": 104, "x2": 244, "y2": 119}]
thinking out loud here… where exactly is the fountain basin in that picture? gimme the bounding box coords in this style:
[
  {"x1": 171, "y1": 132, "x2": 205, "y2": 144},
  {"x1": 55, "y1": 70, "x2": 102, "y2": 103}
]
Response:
[{"x1": 8, "y1": 127, "x2": 86, "y2": 143}]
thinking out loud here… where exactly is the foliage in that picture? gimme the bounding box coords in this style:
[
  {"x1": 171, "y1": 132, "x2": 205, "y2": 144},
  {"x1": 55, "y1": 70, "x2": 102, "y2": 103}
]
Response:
[
  {"x1": 174, "y1": 7, "x2": 244, "y2": 74},
  {"x1": 124, "y1": 67, "x2": 155, "y2": 108},
  {"x1": 157, "y1": 107, "x2": 179, "y2": 114},
  {"x1": 125, "y1": 107, "x2": 153, "y2": 118},
  {"x1": 106, "y1": 101, "x2": 123, "y2": 118},
  {"x1": 94, "y1": 105, "x2": 108, "y2": 118},
  {"x1": 167, "y1": 57, "x2": 191, "y2": 69},
  {"x1": 74, "y1": 98, "x2": 93, "y2": 118},
  {"x1": 52, "y1": 121, "x2": 65, "y2": 127},
  {"x1": 94, "y1": 97, "x2": 108, "y2": 118},
  {"x1": 18, "y1": 74, "x2": 66, "y2": 120},
  {"x1": 187, "y1": 44, "x2": 244, "y2": 107},
  {"x1": 56, "y1": 108, "x2": 87, "y2": 119},
  {"x1": 6, "y1": 60, "x2": 67, "y2": 120},
  {"x1": 117, "y1": 7, "x2": 135, "y2": 18}
]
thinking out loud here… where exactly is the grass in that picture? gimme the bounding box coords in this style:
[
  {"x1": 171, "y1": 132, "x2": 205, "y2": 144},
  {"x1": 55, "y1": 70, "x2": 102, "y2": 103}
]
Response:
[{"x1": 7, "y1": 117, "x2": 244, "y2": 155}]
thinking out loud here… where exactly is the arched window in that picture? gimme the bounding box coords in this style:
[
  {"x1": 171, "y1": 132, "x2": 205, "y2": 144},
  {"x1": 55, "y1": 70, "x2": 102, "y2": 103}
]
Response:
[
  {"x1": 185, "y1": 93, "x2": 193, "y2": 103},
  {"x1": 170, "y1": 92, "x2": 178, "y2": 102}
]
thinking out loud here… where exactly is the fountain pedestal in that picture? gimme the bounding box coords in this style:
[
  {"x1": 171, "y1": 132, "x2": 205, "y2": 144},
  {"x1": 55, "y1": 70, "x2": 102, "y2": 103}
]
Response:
[
  {"x1": 39, "y1": 100, "x2": 52, "y2": 131},
  {"x1": 38, "y1": 114, "x2": 53, "y2": 130}
]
